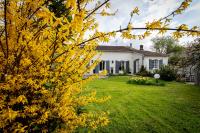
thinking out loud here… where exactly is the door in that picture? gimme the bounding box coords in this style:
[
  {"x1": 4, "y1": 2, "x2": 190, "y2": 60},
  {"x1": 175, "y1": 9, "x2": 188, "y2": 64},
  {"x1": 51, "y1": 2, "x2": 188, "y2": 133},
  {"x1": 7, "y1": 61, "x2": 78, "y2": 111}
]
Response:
[
  {"x1": 134, "y1": 61, "x2": 136, "y2": 74},
  {"x1": 134, "y1": 59, "x2": 139, "y2": 73}
]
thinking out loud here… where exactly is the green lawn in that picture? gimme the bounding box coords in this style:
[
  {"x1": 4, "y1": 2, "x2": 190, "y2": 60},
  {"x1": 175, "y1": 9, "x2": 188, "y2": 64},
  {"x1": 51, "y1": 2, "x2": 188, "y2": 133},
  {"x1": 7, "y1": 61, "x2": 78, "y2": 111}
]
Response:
[{"x1": 84, "y1": 76, "x2": 200, "y2": 133}]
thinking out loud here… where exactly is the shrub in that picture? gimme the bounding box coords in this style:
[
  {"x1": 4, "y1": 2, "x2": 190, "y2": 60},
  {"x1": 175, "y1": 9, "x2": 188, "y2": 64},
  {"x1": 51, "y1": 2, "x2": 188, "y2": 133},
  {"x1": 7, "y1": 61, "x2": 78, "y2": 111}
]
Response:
[
  {"x1": 0, "y1": 1, "x2": 110, "y2": 132},
  {"x1": 127, "y1": 76, "x2": 165, "y2": 86},
  {"x1": 146, "y1": 81, "x2": 165, "y2": 86},
  {"x1": 127, "y1": 76, "x2": 148, "y2": 85},
  {"x1": 154, "y1": 65, "x2": 177, "y2": 81},
  {"x1": 136, "y1": 65, "x2": 153, "y2": 77}
]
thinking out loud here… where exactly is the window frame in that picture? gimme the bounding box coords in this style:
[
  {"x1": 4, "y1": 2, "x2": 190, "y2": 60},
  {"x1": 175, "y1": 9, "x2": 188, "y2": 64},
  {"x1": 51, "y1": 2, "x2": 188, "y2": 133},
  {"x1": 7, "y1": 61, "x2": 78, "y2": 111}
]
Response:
[{"x1": 153, "y1": 59, "x2": 158, "y2": 69}]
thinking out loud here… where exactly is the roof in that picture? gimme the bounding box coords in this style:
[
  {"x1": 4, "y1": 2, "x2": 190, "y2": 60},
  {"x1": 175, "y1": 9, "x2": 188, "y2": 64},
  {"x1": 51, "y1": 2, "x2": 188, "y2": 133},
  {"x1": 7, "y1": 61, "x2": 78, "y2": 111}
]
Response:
[
  {"x1": 96, "y1": 45, "x2": 168, "y2": 57},
  {"x1": 96, "y1": 46, "x2": 133, "y2": 52}
]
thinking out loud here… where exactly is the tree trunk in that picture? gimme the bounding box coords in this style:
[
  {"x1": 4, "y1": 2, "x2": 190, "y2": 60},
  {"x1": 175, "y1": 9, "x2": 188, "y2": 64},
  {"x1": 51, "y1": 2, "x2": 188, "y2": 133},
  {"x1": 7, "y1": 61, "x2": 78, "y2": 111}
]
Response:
[{"x1": 195, "y1": 68, "x2": 200, "y2": 86}]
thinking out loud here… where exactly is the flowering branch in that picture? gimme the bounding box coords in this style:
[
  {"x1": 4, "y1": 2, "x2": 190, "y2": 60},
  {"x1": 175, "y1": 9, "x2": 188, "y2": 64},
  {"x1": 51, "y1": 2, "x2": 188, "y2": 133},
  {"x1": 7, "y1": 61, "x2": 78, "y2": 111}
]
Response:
[
  {"x1": 84, "y1": 0, "x2": 110, "y2": 20},
  {"x1": 79, "y1": 27, "x2": 200, "y2": 45},
  {"x1": 4, "y1": 0, "x2": 8, "y2": 58}
]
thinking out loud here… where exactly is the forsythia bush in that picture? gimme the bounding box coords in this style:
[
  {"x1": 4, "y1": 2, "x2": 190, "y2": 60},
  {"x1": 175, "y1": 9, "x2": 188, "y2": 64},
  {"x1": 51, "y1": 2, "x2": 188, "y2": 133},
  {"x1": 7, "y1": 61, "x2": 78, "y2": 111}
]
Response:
[
  {"x1": 0, "y1": 0, "x2": 110, "y2": 132},
  {"x1": 0, "y1": 0, "x2": 198, "y2": 132}
]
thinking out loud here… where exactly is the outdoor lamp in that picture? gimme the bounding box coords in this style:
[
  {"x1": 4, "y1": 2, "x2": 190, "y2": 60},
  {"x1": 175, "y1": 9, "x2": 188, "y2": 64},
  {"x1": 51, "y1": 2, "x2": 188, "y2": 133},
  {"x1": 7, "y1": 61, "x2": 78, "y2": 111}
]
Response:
[{"x1": 154, "y1": 73, "x2": 160, "y2": 83}]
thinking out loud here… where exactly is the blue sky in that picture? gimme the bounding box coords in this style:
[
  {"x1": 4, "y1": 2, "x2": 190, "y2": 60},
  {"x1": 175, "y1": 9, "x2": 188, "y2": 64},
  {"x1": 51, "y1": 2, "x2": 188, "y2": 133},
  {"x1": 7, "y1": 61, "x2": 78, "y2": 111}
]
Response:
[{"x1": 94, "y1": 0, "x2": 200, "y2": 50}]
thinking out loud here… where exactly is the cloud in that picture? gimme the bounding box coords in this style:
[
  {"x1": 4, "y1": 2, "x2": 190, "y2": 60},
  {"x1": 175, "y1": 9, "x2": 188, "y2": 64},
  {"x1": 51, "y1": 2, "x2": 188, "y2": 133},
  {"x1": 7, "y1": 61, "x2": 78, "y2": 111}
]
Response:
[
  {"x1": 94, "y1": 0, "x2": 199, "y2": 50},
  {"x1": 185, "y1": 0, "x2": 200, "y2": 13}
]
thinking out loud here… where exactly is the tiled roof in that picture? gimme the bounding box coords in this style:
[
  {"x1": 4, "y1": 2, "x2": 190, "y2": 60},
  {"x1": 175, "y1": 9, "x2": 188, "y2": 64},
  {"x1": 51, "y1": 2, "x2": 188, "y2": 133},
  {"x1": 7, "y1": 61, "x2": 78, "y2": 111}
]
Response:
[
  {"x1": 96, "y1": 45, "x2": 168, "y2": 57},
  {"x1": 96, "y1": 46, "x2": 132, "y2": 52}
]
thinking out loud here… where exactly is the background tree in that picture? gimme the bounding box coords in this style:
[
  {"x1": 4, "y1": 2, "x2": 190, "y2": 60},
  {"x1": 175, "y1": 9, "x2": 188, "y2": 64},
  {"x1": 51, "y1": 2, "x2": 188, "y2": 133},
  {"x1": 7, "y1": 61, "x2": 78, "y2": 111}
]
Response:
[
  {"x1": 151, "y1": 36, "x2": 184, "y2": 54},
  {"x1": 0, "y1": 0, "x2": 199, "y2": 132},
  {"x1": 182, "y1": 38, "x2": 200, "y2": 85},
  {"x1": 151, "y1": 36, "x2": 178, "y2": 54},
  {"x1": 151, "y1": 36, "x2": 184, "y2": 66}
]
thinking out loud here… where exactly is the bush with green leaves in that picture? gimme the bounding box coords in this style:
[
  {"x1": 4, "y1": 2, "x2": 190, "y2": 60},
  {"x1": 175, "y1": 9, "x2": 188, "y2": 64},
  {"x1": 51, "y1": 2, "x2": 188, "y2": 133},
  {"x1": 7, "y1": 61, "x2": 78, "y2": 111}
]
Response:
[
  {"x1": 154, "y1": 65, "x2": 177, "y2": 81},
  {"x1": 136, "y1": 65, "x2": 153, "y2": 77}
]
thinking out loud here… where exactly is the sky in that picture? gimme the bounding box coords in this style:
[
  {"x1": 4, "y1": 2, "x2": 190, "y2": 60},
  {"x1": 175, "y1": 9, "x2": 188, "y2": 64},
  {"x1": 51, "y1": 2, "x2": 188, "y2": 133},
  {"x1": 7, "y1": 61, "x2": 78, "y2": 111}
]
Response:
[{"x1": 93, "y1": 0, "x2": 200, "y2": 50}]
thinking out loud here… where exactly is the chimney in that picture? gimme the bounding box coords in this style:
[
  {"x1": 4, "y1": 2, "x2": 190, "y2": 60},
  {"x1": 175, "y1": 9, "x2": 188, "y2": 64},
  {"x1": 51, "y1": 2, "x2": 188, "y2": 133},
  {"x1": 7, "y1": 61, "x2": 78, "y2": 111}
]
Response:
[
  {"x1": 130, "y1": 43, "x2": 133, "y2": 48},
  {"x1": 140, "y1": 45, "x2": 144, "y2": 50}
]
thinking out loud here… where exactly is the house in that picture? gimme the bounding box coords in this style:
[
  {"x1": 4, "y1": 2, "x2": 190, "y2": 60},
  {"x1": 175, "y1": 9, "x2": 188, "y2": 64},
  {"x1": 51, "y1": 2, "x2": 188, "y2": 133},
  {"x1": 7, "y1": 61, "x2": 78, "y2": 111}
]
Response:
[{"x1": 90, "y1": 44, "x2": 168, "y2": 75}]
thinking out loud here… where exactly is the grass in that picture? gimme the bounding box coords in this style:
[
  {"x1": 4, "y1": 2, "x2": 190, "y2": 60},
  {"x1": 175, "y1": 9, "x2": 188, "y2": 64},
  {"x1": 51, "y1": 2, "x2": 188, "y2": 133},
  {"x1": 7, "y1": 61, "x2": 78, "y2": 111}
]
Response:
[{"x1": 84, "y1": 76, "x2": 200, "y2": 133}]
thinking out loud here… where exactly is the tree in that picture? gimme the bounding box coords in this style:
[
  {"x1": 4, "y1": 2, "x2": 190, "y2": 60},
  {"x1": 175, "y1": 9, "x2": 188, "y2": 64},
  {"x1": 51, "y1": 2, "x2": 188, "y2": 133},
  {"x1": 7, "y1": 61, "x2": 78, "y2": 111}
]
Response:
[
  {"x1": 151, "y1": 36, "x2": 177, "y2": 54},
  {"x1": 183, "y1": 38, "x2": 200, "y2": 85},
  {"x1": 151, "y1": 36, "x2": 184, "y2": 54},
  {"x1": 0, "y1": 0, "x2": 199, "y2": 132},
  {"x1": 151, "y1": 36, "x2": 184, "y2": 66},
  {"x1": 168, "y1": 45, "x2": 185, "y2": 67}
]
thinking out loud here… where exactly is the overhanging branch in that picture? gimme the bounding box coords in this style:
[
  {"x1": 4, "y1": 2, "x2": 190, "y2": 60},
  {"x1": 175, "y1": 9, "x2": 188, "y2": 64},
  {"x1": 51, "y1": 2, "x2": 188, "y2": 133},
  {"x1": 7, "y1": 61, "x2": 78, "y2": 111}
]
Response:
[
  {"x1": 80, "y1": 27, "x2": 200, "y2": 45},
  {"x1": 119, "y1": 27, "x2": 199, "y2": 33},
  {"x1": 84, "y1": 0, "x2": 110, "y2": 20},
  {"x1": 51, "y1": 27, "x2": 199, "y2": 62}
]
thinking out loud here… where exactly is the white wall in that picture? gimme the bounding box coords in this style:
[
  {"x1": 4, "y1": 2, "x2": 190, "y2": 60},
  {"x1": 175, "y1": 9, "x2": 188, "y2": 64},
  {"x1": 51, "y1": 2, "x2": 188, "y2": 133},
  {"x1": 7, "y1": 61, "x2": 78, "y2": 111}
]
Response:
[
  {"x1": 90, "y1": 51, "x2": 168, "y2": 74},
  {"x1": 93, "y1": 51, "x2": 132, "y2": 61},
  {"x1": 92, "y1": 51, "x2": 134, "y2": 74}
]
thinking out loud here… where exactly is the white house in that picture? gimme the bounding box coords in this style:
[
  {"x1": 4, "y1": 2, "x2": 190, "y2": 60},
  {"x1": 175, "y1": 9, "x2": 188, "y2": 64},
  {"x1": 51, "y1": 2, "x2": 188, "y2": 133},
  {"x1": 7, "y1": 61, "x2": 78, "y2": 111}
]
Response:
[{"x1": 90, "y1": 44, "x2": 168, "y2": 75}]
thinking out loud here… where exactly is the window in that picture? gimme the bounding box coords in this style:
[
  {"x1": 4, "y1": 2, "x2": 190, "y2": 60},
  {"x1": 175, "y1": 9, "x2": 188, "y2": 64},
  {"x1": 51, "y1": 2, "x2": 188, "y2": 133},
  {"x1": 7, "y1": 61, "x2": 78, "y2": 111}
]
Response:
[
  {"x1": 111, "y1": 67, "x2": 114, "y2": 74},
  {"x1": 99, "y1": 61, "x2": 105, "y2": 71},
  {"x1": 159, "y1": 59, "x2": 163, "y2": 68},
  {"x1": 153, "y1": 59, "x2": 158, "y2": 69},
  {"x1": 149, "y1": 59, "x2": 158, "y2": 70},
  {"x1": 119, "y1": 61, "x2": 125, "y2": 71}
]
